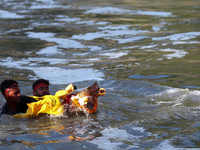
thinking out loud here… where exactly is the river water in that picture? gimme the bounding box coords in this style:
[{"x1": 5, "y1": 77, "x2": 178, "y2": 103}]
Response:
[{"x1": 0, "y1": 0, "x2": 200, "y2": 149}]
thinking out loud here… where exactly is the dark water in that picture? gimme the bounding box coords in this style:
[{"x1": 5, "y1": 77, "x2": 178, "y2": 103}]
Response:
[{"x1": 0, "y1": 0, "x2": 200, "y2": 149}]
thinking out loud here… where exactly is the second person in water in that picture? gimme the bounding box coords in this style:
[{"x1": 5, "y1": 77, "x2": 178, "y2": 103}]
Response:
[{"x1": 32, "y1": 79, "x2": 50, "y2": 97}]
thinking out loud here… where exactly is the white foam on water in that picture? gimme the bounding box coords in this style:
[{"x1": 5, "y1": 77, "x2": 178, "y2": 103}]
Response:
[
  {"x1": 122, "y1": 46, "x2": 140, "y2": 50},
  {"x1": 27, "y1": 23, "x2": 147, "y2": 47},
  {"x1": 136, "y1": 10, "x2": 173, "y2": 17},
  {"x1": 0, "y1": 10, "x2": 24, "y2": 19},
  {"x1": 162, "y1": 43, "x2": 168, "y2": 46},
  {"x1": 157, "y1": 48, "x2": 188, "y2": 60},
  {"x1": 31, "y1": 22, "x2": 65, "y2": 27},
  {"x1": 0, "y1": 57, "x2": 104, "y2": 84},
  {"x1": 75, "y1": 20, "x2": 95, "y2": 25},
  {"x1": 5, "y1": 29, "x2": 21, "y2": 33},
  {"x1": 9, "y1": 2, "x2": 26, "y2": 10},
  {"x1": 152, "y1": 32, "x2": 200, "y2": 41},
  {"x1": 84, "y1": 58, "x2": 101, "y2": 61},
  {"x1": 173, "y1": 41, "x2": 200, "y2": 45},
  {"x1": 73, "y1": 52, "x2": 90, "y2": 56},
  {"x1": 106, "y1": 48, "x2": 118, "y2": 52},
  {"x1": 26, "y1": 32, "x2": 102, "y2": 51},
  {"x1": 152, "y1": 87, "x2": 189, "y2": 101},
  {"x1": 90, "y1": 127, "x2": 141, "y2": 150},
  {"x1": 189, "y1": 90, "x2": 200, "y2": 96},
  {"x1": 55, "y1": 17, "x2": 80, "y2": 22},
  {"x1": 77, "y1": 20, "x2": 108, "y2": 26},
  {"x1": 84, "y1": 7, "x2": 132, "y2": 14},
  {"x1": 35, "y1": 0, "x2": 54, "y2": 2},
  {"x1": 152, "y1": 25, "x2": 162, "y2": 31},
  {"x1": 29, "y1": 4, "x2": 64, "y2": 9},
  {"x1": 72, "y1": 25, "x2": 148, "y2": 43},
  {"x1": 1, "y1": 57, "x2": 68, "y2": 66},
  {"x1": 29, "y1": 0, "x2": 72, "y2": 9},
  {"x1": 135, "y1": 63, "x2": 141, "y2": 65},
  {"x1": 152, "y1": 22, "x2": 168, "y2": 31},
  {"x1": 140, "y1": 45, "x2": 157, "y2": 49},
  {"x1": 83, "y1": 7, "x2": 173, "y2": 17},
  {"x1": 96, "y1": 22, "x2": 110, "y2": 25},
  {"x1": 36, "y1": 46, "x2": 62, "y2": 55},
  {"x1": 31, "y1": 67, "x2": 104, "y2": 84},
  {"x1": 100, "y1": 52, "x2": 128, "y2": 59},
  {"x1": 131, "y1": 126, "x2": 146, "y2": 133},
  {"x1": 154, "y1": 140, "x2": 198, "y2": 150},
  {"x1": 151, "y1": 87, "x2": 200, "y2": 109},
  {"x1": 115, "y1": 36, "x2": 148, "y2": 44},
  {"x1": 98, "y1": 25, "x2": 132, "y2": 30}
]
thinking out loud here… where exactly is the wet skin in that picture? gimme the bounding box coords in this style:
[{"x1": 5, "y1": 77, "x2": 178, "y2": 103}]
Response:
[
  {"x1": 4, "y1": 86, "x2": 21, "y2": 113},
  {"x1": 33, "y1": 84, "x2": 50, "y2": 97}
]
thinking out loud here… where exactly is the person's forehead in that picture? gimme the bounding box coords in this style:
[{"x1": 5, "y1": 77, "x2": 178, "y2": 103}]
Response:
[
  {"x1": 9, "y1": 86, "x2": 20, "y2": 92},
  {"x1": 38, "y1": 83, "x2": 48, "y2": 87}
]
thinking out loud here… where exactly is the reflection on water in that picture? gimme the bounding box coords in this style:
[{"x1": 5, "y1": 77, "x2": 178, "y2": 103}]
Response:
[
  {"x1": 0, "y1": 0, "x2": 200, "y2": 149},
  {"x1": 129, "y1": 74, "x2": 171, "y2": 79}
]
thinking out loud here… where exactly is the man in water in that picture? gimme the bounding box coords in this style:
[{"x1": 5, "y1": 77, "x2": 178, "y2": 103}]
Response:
[
  {"x1": 0, "y1": 79, "x2": 37, "y2": 115},
  {"x1": 32, "y1": 79, "x2": 50, "y2": 97}
]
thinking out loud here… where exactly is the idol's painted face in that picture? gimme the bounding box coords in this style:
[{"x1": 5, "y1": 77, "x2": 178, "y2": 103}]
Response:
[
  {"x1": 4, "y1": 86, "x2": 21, "y2": 104},
  {"x1": 33, "y1": 83, "x2": 50, "y2": 97}
]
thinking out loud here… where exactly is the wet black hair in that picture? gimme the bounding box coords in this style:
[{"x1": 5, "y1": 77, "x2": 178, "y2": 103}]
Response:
[
  {"x1": 0, "y1": 79, "x2": 18, "y2": 95},
  {"x1": 32, "y1": 79, "x2": 49, "y2": 90}
]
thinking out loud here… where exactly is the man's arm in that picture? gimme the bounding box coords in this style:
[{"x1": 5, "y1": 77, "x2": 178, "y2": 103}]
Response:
[{"x1": 20, "y1": 95, "x2": 37, "y2": 103}]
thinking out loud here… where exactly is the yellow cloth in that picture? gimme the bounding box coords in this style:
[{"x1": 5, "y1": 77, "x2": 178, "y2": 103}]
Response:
[
  {"x1": 55, "y1": 83, "x2": 75, "y2": 99},
  {"x1": 13, "y1": 84, "x2": 75, "y2": 118},
  {"x1": 13, "y1": 95, "x2": 64, "y2": 118}
]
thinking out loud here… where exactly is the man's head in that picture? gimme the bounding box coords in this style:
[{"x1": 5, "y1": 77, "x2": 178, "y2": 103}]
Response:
[
  {"x1": 0, "y1": 79, "x2": 21, "y2": 104},
  {"x1": 32, "y1": 79, "x2": 50, "y2": 97}
]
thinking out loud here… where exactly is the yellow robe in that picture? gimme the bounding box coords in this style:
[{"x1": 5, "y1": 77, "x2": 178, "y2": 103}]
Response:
[{"x1": 13, "y1": 84, "x2": 75, "y2": 118}]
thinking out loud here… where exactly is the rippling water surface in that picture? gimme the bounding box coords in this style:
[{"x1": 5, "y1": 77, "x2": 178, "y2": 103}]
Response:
[{"x1": 0, "y1": 0, "x2": 200, "y2": 149}]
